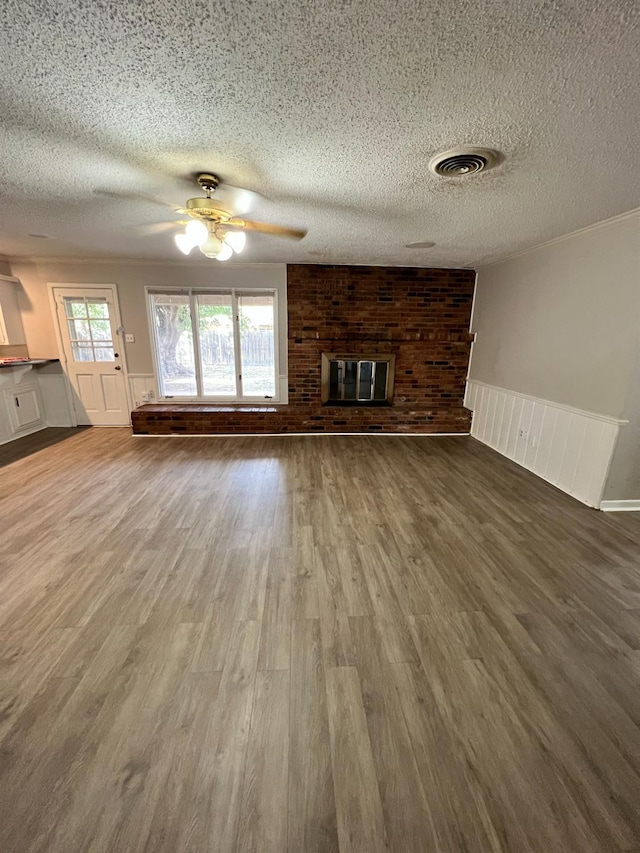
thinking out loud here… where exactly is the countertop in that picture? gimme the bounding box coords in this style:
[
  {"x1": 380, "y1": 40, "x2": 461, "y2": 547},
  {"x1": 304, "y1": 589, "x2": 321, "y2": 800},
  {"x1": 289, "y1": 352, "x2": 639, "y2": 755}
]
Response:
[{"x1": 0, "y1": 358, "x2": 60, "y2": 369}]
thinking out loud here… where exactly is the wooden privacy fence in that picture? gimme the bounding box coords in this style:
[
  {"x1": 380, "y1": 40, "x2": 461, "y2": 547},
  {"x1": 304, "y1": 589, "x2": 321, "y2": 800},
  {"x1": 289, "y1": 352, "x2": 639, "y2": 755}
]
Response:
[{"x1": 198, "y1": 329, "x2": 274, "y2": 366}]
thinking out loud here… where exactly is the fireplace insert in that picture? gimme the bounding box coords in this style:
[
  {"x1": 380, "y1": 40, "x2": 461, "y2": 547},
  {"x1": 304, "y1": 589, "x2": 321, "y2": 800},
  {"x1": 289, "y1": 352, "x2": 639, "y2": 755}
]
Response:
[{"x1": 321, "y1": 353, "x2": 395, "y2": 406}]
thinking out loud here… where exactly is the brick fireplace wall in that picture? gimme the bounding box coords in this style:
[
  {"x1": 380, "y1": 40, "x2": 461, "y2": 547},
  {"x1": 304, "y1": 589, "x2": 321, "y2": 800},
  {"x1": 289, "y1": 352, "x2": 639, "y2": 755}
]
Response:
[{"x1": 132, "y1": 264, "x2": 475, "y2": 435}]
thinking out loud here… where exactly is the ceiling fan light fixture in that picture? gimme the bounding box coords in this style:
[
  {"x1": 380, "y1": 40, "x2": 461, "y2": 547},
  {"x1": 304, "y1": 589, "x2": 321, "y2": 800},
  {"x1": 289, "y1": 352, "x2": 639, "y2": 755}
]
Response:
[
  {"x1": 171, "y1": 172, "x2": 305, "y2": 259},
  {"x1": 185, "y1": 219, "x2": 208, "y2": 247},
  {"x1": 223, "y1": 230, "x2": 246, "y2": 254},
  {"x1": 175, "y1": 232, "x2": 196, "y2": 255},
  {"x1": 216, "y1": 243, "x2": 234, "y2": 262},
  {"x1": 199, "y1": 232, "x2": 225, "y2": 258}
]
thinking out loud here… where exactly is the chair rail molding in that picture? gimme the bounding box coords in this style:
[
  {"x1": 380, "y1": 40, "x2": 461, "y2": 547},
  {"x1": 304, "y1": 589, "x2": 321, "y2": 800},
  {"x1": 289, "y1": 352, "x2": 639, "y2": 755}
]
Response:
[{"x1": 464, "y1": 380, "x2": 626, "y2": 509}]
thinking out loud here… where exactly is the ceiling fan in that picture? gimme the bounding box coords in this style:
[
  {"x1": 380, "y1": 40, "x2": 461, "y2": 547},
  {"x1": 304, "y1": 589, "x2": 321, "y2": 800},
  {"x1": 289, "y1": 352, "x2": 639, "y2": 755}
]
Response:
[{"x1": 172, "y1": 173, "x2": 307, "y2": 261}]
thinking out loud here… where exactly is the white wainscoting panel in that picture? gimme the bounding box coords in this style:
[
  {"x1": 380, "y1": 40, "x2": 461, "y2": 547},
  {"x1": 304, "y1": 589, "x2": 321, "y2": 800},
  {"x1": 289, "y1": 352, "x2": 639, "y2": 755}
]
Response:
[
  {"x1": 128, "y1": 374, "x2": 158, "y2": 409},
  {"x1": 465, "y1": 380, "x2": 624, "y2": 508},
  {"x1": 38, "y1": 371, "x2": 74, "y2": 426}
]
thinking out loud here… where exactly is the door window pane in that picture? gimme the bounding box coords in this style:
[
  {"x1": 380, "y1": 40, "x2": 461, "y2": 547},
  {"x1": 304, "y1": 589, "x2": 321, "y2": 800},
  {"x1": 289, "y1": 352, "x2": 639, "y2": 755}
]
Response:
[
  {"x1": 72, "y1": 342, "x2": 95, "y2": 361},
  {"x1": 65, "y1": 299, "x2": 88, "y2": 319},
  {"x1": 87, "y1": 301, "x2": 109, "y2": 319},
  {"x1": 151, "y1": 293, "x2": 196, "y2": 396},
  {"x1": 91, "y1": 319, "x2": 111, "y2": 340},
  {"x1": 94, "y1": 344, "x2": 115, "y2": 361},
  {"x1": 68, "y1": 318, "x2": 91, "y2": 340},
  {"x1": 238, "y1": 293, "x2": 276, "y2": 397},
  {"x1": 196, "y1": 293, "x2": 236, "y2": 396},
  {"x1": 64, "y1": 297, "x2": 115, "y2": 363}
]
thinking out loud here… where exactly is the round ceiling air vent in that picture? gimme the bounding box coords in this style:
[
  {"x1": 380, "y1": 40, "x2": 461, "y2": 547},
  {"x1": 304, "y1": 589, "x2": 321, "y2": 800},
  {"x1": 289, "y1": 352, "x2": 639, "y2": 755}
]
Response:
[{"x1": 428, "y1": 146, "x2": 501, "y2": 177}]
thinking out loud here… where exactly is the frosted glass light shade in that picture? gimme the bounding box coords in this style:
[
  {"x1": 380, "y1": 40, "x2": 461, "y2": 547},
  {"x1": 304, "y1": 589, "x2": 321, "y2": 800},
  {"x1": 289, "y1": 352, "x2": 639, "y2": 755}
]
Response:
[
  {"x1": 175, "y1": 232, "x2": 195, "y2": 255},
  {"x1": 224, "y1": 230, "x2": 246, "y2": 253},
  {"x1": 216, "y1": 243, "x2": 233, "y2": 261},
  {"x1": 199, "y1": 233, "x2": 224, "y2": 258},
  {"x1": 185, "y1": 220, "x2": 208, "y2": 246}
]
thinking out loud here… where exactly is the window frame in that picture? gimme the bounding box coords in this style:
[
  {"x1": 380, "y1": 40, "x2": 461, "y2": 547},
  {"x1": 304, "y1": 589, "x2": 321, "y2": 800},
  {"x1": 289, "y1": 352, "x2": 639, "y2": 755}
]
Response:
[{"x1": 146, "y1": 286, "x2": 281, "y2": 403}]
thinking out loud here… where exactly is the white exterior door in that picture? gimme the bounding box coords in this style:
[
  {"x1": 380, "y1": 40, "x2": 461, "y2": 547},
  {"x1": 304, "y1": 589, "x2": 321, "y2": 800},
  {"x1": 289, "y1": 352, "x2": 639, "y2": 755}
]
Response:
[{"x1": 52, "y1": 286, "x2": 130, "y2": 426}]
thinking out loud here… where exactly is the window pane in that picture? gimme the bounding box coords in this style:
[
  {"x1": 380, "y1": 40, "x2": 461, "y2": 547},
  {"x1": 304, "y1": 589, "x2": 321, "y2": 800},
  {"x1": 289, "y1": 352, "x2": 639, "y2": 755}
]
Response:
[
  {"x1": 197, "y1": 293, "x2": 236, "y2": 396},
  {"x1": 71, "y1": 342, "x2": 95, "y2": 362},
  {"x1": 65, "y1": 299, "x2": 87, "y2": 319},
  {"x1": 90, "y1": 319, "x2": 111, "y2": 340},
  {"x1": 68, "y1": 318, "x2": 91, "y2": 340},
  {"x1": 87, "y1": 300, "x2": 109, "y2": 318},
  {"x1": 94, "y1": 344, "x2": 115, "y2": 361},
  {"x1": 238, "y1": 294, "x2": 276, "y2": 397},
  {"x1": 152, "y1": 293, "x2": 196, "y2": 396}
]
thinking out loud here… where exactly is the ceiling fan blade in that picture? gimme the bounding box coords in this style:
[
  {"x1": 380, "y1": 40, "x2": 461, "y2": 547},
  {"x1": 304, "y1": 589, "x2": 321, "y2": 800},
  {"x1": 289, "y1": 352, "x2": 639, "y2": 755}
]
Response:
[
  {"x1": 95, "y1": 189, "x2": 182, "y2": 210},
  {"x1": 213, "y1": 183, "x2": 263, "y2": 216},
  {"x1": 135, "y1": 220, "x2": 184, "y2": 236},
  {"x1": 227, "y1": 218, "x2": 307, "y2": 240}
]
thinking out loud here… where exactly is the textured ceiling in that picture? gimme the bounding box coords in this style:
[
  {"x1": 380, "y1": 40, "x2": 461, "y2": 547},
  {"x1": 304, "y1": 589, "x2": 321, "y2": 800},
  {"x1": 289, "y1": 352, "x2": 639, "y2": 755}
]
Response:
[{"x1": 1, "y1": 0, "x2": 639, "y2": 268}]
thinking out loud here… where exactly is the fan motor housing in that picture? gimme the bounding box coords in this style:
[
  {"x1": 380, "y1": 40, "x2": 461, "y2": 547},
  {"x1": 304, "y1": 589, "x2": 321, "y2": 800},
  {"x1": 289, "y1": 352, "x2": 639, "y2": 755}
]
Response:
[
  {"x1": 428, "y1": 146, "x2": 502, "y2": 177},
  {"x1": 196, "y1": 173, "x2": 220, "y2": 192},
  {"x1": 184, "y1": 197, "x2": 233, "y2": 221}
]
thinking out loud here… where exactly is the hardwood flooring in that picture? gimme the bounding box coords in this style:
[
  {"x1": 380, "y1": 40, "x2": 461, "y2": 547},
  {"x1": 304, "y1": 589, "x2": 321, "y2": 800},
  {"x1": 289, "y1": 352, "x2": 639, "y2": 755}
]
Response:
[
  {"x1": 1, "y1": 428, "x2": 640, "y2": 852},
  {"x1": 0, "y1": 426, "x2": 88, "y2": 467}
]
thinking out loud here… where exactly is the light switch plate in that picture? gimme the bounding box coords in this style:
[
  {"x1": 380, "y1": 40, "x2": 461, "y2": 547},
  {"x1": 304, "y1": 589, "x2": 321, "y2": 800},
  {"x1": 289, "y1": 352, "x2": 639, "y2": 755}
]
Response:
[{"x1": 125, "y1": 333, "x2": 135, "y2": 343}]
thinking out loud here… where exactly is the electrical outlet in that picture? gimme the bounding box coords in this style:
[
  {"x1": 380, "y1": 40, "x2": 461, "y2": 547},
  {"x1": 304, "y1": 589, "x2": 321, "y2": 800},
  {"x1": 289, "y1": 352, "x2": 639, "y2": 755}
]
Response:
[
  {"x1": 519, "y1": 429, "x2": 528, "y2": 440},
  {"x1": 125, "y1": 333, "x2": 135, "y2": 343},
  {"x1": 148, "y1": 390, "x2": 155, "y2": 400}
]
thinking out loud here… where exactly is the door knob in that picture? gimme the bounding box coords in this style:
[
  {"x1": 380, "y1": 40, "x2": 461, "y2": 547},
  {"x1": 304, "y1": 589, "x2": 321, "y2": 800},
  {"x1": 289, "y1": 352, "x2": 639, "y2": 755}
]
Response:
[{"x1": 114, "y1": 365, "x2": 122, "y2": 370}]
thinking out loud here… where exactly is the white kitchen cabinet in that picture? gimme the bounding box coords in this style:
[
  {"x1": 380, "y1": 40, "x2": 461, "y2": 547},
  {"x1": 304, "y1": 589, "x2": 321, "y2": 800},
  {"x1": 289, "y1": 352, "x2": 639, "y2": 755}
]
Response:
[
  {"x1": 4, "y1": 383, "x2": 44, "y2": 435},
  {"x1": 0, "y1": 363, "x2": 72, "y2": 445}
]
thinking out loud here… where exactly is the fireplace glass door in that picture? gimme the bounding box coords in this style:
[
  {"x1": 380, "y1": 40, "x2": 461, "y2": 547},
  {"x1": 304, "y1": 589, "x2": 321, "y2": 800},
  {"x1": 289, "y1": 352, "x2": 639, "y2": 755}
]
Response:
[{"x1": 324, "y1": 355, "x2": 394, "y2": 404}]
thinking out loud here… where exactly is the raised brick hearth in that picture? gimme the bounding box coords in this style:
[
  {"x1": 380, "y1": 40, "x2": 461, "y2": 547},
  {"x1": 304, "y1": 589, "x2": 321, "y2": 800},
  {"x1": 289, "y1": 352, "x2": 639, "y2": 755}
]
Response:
[{"x1": 132, "y1": 264, "x2": 475, "y2": 435}]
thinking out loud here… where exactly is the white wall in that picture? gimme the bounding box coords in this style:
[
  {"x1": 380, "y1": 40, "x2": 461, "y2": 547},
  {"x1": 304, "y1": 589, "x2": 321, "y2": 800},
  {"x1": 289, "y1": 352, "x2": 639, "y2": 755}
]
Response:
[
  {"x1": 468, "y1": 209, "x2": 640, "y2": 506},
  {"x1": 9, "y1": 259, "x2": 288, "y2": 394},
  {"x1": 601, "y1": 340, "x2": 640, "y2": 503}
]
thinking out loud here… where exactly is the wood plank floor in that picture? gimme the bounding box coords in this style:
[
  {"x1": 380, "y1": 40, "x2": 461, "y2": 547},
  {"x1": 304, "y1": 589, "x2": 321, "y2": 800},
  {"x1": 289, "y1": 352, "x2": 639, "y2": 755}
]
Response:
[
  {"x1": 1, "y1": 428, "x2": 640, "y2": 852},
  {"x1": 0, "y1": 426, "x2": 89, "y2": 468}
]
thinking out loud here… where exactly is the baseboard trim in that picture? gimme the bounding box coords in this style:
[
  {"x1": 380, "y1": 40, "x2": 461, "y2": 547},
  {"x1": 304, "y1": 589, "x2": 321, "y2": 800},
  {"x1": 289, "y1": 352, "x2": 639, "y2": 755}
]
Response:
[
  {"x1": 599, "y1": 500, "x2": 640, "y2": 512},
  {"x1": 132, "y1": 432, "x2": 471, "y2": 438}
]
